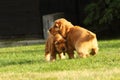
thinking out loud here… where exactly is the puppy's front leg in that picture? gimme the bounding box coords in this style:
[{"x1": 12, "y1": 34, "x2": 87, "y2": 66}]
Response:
[
  {"x1": 45, "y1": 52, "x2": 51, "y2": 61},
  {"x1": 50, "y1": 52, "x2": 56, "y2": 61}
]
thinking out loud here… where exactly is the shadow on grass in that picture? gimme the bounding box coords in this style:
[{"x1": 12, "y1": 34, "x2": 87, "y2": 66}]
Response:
[
  {"x1": 0, "y1": 59, "x2": 45, "y2": 67},
  {"x1": 0, "y1": 49, "x2": 43, "y2": 54}
]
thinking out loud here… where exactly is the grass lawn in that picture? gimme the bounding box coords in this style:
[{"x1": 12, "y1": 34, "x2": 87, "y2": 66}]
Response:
[{"x1": 0, "y1": 39, "x2": 120, "y2": 80}]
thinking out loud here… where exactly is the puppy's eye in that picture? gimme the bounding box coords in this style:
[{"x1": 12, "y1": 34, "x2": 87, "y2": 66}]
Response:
[{"x1": 55, "y1": 23, "x2": 59, "y2": 28}]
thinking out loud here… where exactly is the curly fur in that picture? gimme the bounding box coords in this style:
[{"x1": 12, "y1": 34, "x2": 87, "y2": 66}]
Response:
[
  {"x1": 49, "y1": 18, "x2": 99, "y2": 58},
  {"x1": 45, "y1": 33, "x2": 66, "y2": 61}
]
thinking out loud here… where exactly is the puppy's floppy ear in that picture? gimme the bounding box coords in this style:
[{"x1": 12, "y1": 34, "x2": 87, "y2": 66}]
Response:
[{"x1": 60, "y1": 24, "x2": 67, "y2": 38}]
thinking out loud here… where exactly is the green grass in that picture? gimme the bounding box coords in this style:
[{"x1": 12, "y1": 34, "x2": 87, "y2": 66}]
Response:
[{"x1": 0, "y1": 39, "x2": 120, "y2": 80}]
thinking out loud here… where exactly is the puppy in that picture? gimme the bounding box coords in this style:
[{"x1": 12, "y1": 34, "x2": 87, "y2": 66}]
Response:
[
  {"x1": 45, "y1": 32, "x2": 66, "y2": 61},
  {"x1": 49, "y1": 18, "x2": 74, "y2": 38},
  {"x1": 49, "y1": 18, "x2": 99, "y2": 58}
]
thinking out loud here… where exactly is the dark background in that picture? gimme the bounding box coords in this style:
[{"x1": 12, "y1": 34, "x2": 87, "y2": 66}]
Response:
[{"x1": 0, "y1": 0, "x2": 119, "y2": 39}]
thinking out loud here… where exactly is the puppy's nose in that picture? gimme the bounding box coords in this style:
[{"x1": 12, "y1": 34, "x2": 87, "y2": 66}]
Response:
[{"x1": 62, "y1": 48, "x2": 65, "y2": 51}]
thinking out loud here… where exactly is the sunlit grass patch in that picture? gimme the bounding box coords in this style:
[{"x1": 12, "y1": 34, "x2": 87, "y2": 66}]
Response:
[{"x1": 0, "y1": 39, "x2": 120, "y2": 80}]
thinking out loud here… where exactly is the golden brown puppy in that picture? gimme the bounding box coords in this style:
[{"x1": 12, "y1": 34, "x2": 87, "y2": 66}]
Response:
[
  {"x1": 45, "y1": 32, "x2": 66, "y2": 61},
  {"x1": 49, "y1": 18, "x2": 99, "y2": 58},
  {"x1": 49, "y1": 18, "x2": 74, "y2": 38}
]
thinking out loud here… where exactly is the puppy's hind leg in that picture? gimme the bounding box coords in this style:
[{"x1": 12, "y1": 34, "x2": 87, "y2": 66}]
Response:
[
  {"x1": 77, "y1": 52, "x2": 87, "y2": 58},
  {"x1": 77, "y1": 49, "x2": 89, "y2": 58},
  {"x1": 50, "y1": 52, "x2": 57, "y2": 62}
]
